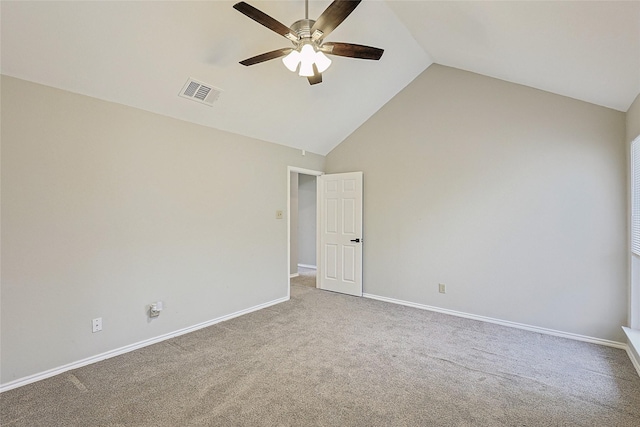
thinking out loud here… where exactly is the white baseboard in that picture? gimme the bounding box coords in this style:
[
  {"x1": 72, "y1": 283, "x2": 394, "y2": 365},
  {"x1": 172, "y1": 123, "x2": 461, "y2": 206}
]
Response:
[
  {"x1": 289, "y1": 273, "x2": 299, "y2": 278},
  {"x1": 297, "y1": 264, "x2": 316, "y2": 270},
  {"x1": 363, "y1": 293, "x2": 627, "y2": 350},
  {"x1": 0, "y1": 296, "x2": 289, "y2": 393},
  {"x1": 623, "y1": 327, "x2": 640, "y2": 377}
]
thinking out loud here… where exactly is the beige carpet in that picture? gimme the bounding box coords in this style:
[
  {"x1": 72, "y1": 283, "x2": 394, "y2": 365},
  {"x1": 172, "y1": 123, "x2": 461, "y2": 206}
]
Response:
[
  {"x1": 290, "y1": 266, "x2": 316, "y2": 288},
  {"x1": 2, "y1": 283, "x2": 639, "y2": 426}
]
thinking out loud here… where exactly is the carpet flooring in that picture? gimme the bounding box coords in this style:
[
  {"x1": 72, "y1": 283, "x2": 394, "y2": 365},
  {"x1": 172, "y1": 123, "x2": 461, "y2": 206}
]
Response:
[
  {"x1": 1, "y1": 283, "x2": 639, "y2": 426},
  {"x1": 290, "y1": 267, "x2": 317, "y2": 288}
]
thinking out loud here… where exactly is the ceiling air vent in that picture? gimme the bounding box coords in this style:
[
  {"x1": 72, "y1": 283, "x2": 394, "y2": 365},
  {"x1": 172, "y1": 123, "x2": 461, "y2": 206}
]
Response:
[{"x1": 179, "y1": 78, "x2": 222, "y2": 106}]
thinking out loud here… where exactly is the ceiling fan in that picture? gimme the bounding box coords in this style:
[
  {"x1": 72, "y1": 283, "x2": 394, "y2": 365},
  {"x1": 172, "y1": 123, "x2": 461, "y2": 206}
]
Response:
[{"x1": 233, "y1": 0, "x2": 384, "y2": 85}]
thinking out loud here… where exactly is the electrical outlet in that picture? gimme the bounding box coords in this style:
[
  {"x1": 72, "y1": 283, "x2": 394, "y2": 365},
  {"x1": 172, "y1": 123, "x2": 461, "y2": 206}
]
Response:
[
  {"x1": 439, "y1": 284, "x2": 446, "y2": 294},
  {"x1": 92, "y1": 317, "x2": 102, "y2": 333},
  {"x1": 276, "y1": 210, "x2": 283, "y2": 219}
]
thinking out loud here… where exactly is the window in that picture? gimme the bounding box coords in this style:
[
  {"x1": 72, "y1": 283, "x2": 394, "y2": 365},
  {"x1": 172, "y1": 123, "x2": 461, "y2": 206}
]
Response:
[
  {"x1": 633, "y1": 137, "x2": 640, "y2": 256},
  {"x1": 631, "y1": 136, "x2": 640, "y2": 330}
]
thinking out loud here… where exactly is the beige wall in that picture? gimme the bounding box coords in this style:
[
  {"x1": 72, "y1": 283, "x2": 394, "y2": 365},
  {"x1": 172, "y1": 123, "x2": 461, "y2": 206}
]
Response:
[
  {"x1": 0, "y1": 76, "x2": 324, "y2": 384},
  {"x1": 326, "y1": 65, "x2": 628, "y2": 342},
  {"x1": 290, "y1": 172, "x2": 299, "y2": 275},
  {"x1": 628, "y1": 94, "x2": 640, "y2": 144},
  {"x1": 297, "y1": 174, "x2": 317, "y2": 267}
]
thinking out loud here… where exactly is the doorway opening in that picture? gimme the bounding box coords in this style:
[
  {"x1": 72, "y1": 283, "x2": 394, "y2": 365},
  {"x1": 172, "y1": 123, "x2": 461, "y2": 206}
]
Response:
[{"x1": 287, "y1": 167, "x2": 322, "y2": 298}]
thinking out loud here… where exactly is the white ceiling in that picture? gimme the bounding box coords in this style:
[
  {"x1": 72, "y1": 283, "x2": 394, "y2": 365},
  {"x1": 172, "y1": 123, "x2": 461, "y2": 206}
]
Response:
[
  {"x1": 2, "y1": 1, "x2": 639, "y2": 155},
  {"x1": 387, "y1": 0, "x2": 640, "y2": 114}
]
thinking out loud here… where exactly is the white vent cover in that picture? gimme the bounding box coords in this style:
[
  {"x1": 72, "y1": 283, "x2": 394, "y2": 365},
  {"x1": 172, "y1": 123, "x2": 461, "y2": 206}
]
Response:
[{"x1": 179, "y1": 78, "x2": 222, "y2": 106}]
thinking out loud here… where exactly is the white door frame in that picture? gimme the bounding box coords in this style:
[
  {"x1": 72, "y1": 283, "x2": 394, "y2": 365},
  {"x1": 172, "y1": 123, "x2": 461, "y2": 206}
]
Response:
[{"x1": 287, "y1": 166, "x2": 323, "y2": 300}]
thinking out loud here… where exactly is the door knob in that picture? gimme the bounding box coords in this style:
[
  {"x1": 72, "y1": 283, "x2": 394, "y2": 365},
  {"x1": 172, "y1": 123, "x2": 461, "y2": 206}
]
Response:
[{"x1": 350, "y1": 238, "x2": 361, "y2": 243}]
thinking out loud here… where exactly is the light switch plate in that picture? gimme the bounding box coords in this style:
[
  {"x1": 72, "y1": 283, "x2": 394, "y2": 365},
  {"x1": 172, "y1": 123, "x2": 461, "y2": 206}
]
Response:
[{"x1": 92, "y1": 317, "x2": 102, "y2": 333}]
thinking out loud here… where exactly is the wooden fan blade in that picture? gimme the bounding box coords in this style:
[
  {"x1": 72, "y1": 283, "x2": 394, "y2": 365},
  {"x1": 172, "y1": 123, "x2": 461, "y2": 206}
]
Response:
[
  {"x1": 307, "y1": 64, "x2": 322, "y2": 85},
  {"x1": 233, "y1": 2, "x2": 294, "y2": 39},
  {"x1": 310, "y1": 0, "x2": 361, "y2": 40},
  {"x1": 321, "y1": 42, "x2": 384, "y2": 60},
  {"x1": 240, "y1": 48, "x2": 293, "y2": 66}
]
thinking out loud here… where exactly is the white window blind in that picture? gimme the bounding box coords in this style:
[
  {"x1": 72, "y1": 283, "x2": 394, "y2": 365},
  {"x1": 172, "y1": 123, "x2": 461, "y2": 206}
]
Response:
[{"x1": 632, "y1": 137, "x2": 640, "y2": 256}]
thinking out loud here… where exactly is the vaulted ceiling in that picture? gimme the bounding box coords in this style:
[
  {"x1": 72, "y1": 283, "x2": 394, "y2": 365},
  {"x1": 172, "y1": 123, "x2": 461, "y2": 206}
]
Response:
[{"x1": 2, "y1": 1, "x2": 638, "y2": 155}]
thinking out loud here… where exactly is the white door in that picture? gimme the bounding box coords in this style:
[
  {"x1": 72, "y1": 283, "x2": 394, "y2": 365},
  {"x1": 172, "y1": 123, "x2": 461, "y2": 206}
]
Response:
[{"x1": 317, "y1": 172, "x2": 363, "y2": 296}]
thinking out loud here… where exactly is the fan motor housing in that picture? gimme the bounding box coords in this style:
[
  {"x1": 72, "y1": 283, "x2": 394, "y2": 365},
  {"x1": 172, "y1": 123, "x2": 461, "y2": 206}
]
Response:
[{"x1": 290, "y1": 19, "x2": 315, "y2": 40}]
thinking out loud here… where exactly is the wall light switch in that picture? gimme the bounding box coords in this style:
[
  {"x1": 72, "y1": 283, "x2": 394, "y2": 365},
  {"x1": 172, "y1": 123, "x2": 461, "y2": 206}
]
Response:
[{"x1": 276, "y1": 210, "x2": 283, "y2": 219}]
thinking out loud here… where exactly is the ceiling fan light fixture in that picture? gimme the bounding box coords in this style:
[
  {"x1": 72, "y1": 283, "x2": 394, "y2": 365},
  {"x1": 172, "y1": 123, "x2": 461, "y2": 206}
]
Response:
[
  {"x1": 293, "y1": 43, "x2": 331, "y2": 77},
  {"x1": 300, "y1": 44, "x2": 316, "y2": 62},
  {"x1": 282, "y1": 50, "x2": 301, "y2": 72},
  {"x1": 298, "y1": 59, "x2": 315, "y2": 77},
  {"x1": 314, "y1": 50, "x2": 332, "y2": 73},
  {"x1": 298, "y1": 44, "x2": 318, "y2": 76}
]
